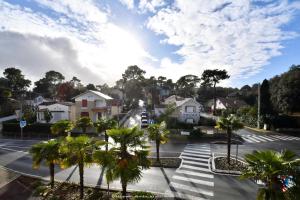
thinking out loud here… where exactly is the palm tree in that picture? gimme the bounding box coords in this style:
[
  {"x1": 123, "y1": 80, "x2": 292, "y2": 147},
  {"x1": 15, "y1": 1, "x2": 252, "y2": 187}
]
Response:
[
  {"x1": 107, "y1": 127, "x2": 150, "y2": 199},
  {"x1": 147, "y1": 121, "x2": 169, "y2": 162},
  {"x1": 241, "y1": 150, "x2": 300, "y2": 200},
  {"x1": 75, "y1": 117, "x2": 93, "y2": 134},
  {"x1": 60, "y1": 135, "x2": 105, "y2": 199},
  {"x1": 93, "y1": 149, "x2": 116, "y2": 195},
  {"x1": 215, "y1": 115, "x2": 243, "y2": 164},
  {"x1": 94, "y1": 118, "x2": 117, "y2": 151},
  {"x1": 51, "y1": 120, "x2": 74, "y2": 136},
  {"x1": 30, "y1": 139, "x2": 61, "y2": 188}
]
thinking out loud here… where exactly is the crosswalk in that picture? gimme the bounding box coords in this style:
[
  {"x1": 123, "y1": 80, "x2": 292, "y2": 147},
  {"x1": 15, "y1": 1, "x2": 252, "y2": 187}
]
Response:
[
  {"x1": 241, "y1": 134, "x2": 300, "y2": 143},
  {"x1": 164, "y1": 144, "x2": 214, "y2": 200}
]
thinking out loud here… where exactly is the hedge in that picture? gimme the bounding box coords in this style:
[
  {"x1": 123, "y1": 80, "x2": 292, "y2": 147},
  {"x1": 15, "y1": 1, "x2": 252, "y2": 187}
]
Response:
[{"x1": 2, "y1": 122, "x2": 52, "y2": 137}]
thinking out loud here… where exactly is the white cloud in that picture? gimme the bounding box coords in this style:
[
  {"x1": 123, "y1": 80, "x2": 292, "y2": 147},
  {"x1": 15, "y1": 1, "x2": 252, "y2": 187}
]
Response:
[
  {"x1": 147, "y1": 0, "x2": 300, "y2": 84},
  {"x1": 119, "y1": 0, "x2": 135, "y2": 9},
  {"x1": 138, "y1": 0, "x2": 166, "y2": 13},
  {"x1": 0, "y1": 0, "x2": 154, "y2": 85}
]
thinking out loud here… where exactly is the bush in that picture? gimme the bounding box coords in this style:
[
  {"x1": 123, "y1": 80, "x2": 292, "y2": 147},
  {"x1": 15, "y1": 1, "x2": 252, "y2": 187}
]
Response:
[
  {"x1": 188, "y1": 128, "x2": 204, "y2": 139},
  {"x1": 2, "y1": 122, "x2": 52, "y2": 136},
  {"x1": 272, "y1": 115, "x2": 300, "y2": 128},
  {"x1": 198, "y1": 117, "x2": 216, "y2": 126},
  {"x1": 165, "y1": 118, "x2": 194, "y2": 129},
  {"x1": 111, "y1": 192, "x2": 123, "y2": 200},
  {"x1": 131, "y1": 191, "x2": 156, "y2": 200}
]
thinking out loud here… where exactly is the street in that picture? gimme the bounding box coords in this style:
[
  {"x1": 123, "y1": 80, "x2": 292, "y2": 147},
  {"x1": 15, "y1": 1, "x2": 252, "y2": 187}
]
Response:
[{"x1": 0, "y1": 110, "x2": 299, "y2": 199}]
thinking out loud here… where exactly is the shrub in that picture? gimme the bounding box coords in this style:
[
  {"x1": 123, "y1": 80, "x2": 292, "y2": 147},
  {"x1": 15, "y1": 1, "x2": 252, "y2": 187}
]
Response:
[
  {"x1": 188, "y1": 128, "x2": 204, "y2": 139},
  {"x1": 198, "y1": 117, "x2": 216, "y2": 126},
  {"x1": 131, "y1": 191, "x2": 156, "y2": 200},
  {"x1": 2, "y1": 122, "x2": 52, "y2": 136}
]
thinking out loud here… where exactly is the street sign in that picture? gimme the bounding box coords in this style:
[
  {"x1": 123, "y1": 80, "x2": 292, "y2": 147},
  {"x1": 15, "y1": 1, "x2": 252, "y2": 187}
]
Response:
[{"x1": 20, "y1": 120, "x2": 26, "y2": 128}]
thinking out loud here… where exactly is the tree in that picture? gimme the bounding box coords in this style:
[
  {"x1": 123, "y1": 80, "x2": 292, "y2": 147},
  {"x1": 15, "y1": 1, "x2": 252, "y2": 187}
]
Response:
[
  {"x1": 86, "y1": 83, "x2": 97, "y2": 91},
  {"x1": 60, "y1": 136, "x2": 105, "y2": 199},
  {"x1": 260, "y1": 79, "x2": 274, "y2": 124},
  {"x1": 215, "y1": 115, "x2": 243, "y2": 164},
  {"x1": 51, "y1": 120, "x2": 74, "y2": 136},
  {"x1": 147, "y1": 121, "x2": 169, "y2": 162},
  {"x1": 270, "y1": 65, "x2": 300, "y2": 114},
  {"x1": 93, "y1": 149, "x2": 116, "y2": 195},
  {"x1": 44, "y1": 109, "x2": 53, "y2": 123},
  {"x1": 157, "y1": 76, "x2": 167, "y2": 87},
  {"x1": 56, "y1": 82, "x2": 76, "y2": 101},
  {"x1": 76, "y1": 117, "x2": 93, "y2": 134},
  {"x1": 176, "y1": 75, "x2": 200, "y2": 97},
  {"x1": 33, "y1": 71, "x2": 64, "y2": 98},
  {"x1": 3, "y1": 67, "x2": 31, "y2": 97},
  {"x1": 107, "y1": 127, "x2": 150, "y2": 199},
  {"x1": 241, "y1": 150, "x2": 300, "y2": 200},
  {"x1": 30, "y1": 139, "x2": 61, "y2": 188},
  {"x1": 94, "y1": 118, "x2": 117, "y2": 151},
  {"x1": 122, "y1": 65, "x2": 146, "y2": 81},
  {"x1": 201, "y1": 69, "x2": 230, "y2": 115}
]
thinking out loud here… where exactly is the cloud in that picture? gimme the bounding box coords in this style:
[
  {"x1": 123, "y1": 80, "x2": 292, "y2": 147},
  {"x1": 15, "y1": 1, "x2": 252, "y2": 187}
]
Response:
[
  {"x1": 0, "y1": 31, "x2": 101, "y2": 83},
  {"x1": 0, "y1": 0, "x2": 154, "y2": 85},
  {"x1": 118, "y1": 0, "x2": 135, "y2": 9},
  {"x1": 147, "y1": 0, "x2": 300, "y2": 84},
  {"x1": 138, "y1": 0, "x2": 166, "y2": 13}
]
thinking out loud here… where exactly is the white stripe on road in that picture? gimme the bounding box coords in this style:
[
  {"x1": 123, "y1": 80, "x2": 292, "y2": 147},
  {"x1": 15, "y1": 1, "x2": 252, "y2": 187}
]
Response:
[
  {"x1": 181, "y1": 152, "x2": 211, "y2": 158},
  {"x1": 255, "y1": 135, "x2": 275, "y2": 141},
  {"x1": 186, "y1": 144, "x2": 210, "y2": 148},
  {"x1": 166, "y1": 191, "x2": 207, "y2": 200},
  {"x1": 181, "y1": 156, "x2": 208, "y2": 162},
  {"x1": 184, "y1": 149, "x2": 211, "y2": 153},
  {"x1": 173, "y1": 175, "x2": 214, "y2": 187},
  {"x1": 251, "y1": 135, "x2": 267, "y2": 142},
  {"x1": 241, "y1": 137, "x2": 255, "y2": 143},
  {"x1": 243, "y1": 136, "x2": 261, "y2": 143},
  {"x1": 183, "y1": 160, "x2": 209, "y2": 167},
  {"x1": 180, "y1": 164, "x2": 210, "y2": 172},
  {"x1": 170, "y1": 182, "x2": 214, "y2": 197},
  {"x1": 176, "y1": 169, "x2": 213, "y2": 179}
]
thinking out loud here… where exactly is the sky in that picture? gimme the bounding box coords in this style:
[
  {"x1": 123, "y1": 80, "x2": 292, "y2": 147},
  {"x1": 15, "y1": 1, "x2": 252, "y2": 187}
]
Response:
[{"x1": 0, "y1": 0, "x2": 300, "y2": 88}]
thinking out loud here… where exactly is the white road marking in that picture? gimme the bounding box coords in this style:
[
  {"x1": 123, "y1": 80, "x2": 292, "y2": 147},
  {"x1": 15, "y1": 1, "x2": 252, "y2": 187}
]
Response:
[
  {"x1": 181, "y1": 152, "x2": 211, "y2": 158},
  {"x1": 176, "y1": 169, "x2": 213, "y2": 179},
  {"x1": 180, "y1": 164, "x2": 210, "y2": 172},
  {"x1": 181, "y1": 156, "x2": 208, "y2": 162},
  {"x1": 173, "y1": 175, "x2": 214, "y2": 186},
  {"x1": 183, "y1": 160, "x2": 209, "y2": 167},
  {"x1": 170, "y1": 182, "x2": 214, "y2": 197},
  {"x1": 165, "y1": 191, "x2": 207, "y2": 200}
]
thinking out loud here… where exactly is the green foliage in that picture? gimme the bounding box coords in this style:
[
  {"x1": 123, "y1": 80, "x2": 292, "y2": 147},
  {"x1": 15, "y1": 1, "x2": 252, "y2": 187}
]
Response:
[
  {"x1": 3, "y1": 67, "x2": 31, "y2": 97},
  {"x1": 51, "y1": 120, "x2": 74, "y2": 136},
  {"x1": 2, "y1": 122, "x2": 52, "y2": 136},
  {"x1": 22, "y1": 105, "x2": 37, "y2": 123},
  {"x1": 241, "y1": 150, "x2": 300, "y2": 200},
  {"x1": 156, "y1": 104, "x2": 176, "y2": 123},
  {"x1": 76, "y1": 117, "x2": 93, "y2": 134},
  {"x1": 260, "y1": 79, "x2": 274, "y2": 123},
  {"x1": 131, "y1": 191, "x2": 156, "y2": 200},
  {"x1": 176, "y1": 74, "x2": 200, "y2": 97},
  {"x1": 147, "y1": 121, "x2": 169, "y2": 162},
  {"x1": 198, "y1": 117, "x2": 216, "y2": 126},
  {"x1": 30, "y1": 138, "x2": 61, "y2": 188},
  {"x1": 236, "y1": 106, "x2": 260, "y2": 128},
  {"x1": 94, "y1": 118, "x2": 117, "y2": 151},
  {"x1": 44, "y1": 109, "x2": 53, "y2": 123},
  {"x1": 107, "y1": 127, "x2": 150, "y2": 197}
]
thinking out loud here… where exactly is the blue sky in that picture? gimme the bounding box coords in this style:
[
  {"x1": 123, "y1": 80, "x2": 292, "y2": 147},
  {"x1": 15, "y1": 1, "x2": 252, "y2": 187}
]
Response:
[{"x1": 0, "y1": 0, "x2": 300, "y2": 88}]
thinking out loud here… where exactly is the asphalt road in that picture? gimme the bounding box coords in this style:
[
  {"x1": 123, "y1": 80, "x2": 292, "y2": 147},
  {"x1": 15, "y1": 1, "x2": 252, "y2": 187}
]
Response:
[{"x1": 0, "y1": 110, "x2": 300, "y2": 199}]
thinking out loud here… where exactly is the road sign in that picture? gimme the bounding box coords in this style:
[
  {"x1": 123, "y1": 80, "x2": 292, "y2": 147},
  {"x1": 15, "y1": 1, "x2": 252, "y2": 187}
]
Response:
[{"x1": 20, "y1": 120, "x2": 26, "y2": 128}]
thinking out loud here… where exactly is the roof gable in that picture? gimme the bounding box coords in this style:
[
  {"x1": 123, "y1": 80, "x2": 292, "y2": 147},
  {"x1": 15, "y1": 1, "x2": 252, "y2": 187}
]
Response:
[{"x1": 73, "y1": 90, "x2": 113, "y2": 100}]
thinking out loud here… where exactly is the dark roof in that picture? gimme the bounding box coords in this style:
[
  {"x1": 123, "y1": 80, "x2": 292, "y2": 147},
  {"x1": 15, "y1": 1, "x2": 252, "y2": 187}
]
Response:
[{"x1": 218, "y1": 97, "x2": 247, "y2": 109}]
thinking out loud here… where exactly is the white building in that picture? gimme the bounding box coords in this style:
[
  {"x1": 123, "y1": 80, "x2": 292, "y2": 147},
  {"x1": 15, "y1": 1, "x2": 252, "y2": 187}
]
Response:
[
  {"x1": 155, "y1": 95, "x2": 203, "y2": 124},
  {"x1": 37, "y1": 102, "x2": 74, "y2": 123}
]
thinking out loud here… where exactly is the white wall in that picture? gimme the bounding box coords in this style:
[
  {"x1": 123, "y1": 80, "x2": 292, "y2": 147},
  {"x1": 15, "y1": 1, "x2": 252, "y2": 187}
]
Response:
[
  {"x1": 178, "y1": 99, "x2": 202, "y2": 124},
  {"x1": 211, "y1": 99, "x2": 226, "y2": 110},
  {"x1": 38, "y1": 104, "x2": 70, "y2": 123}
]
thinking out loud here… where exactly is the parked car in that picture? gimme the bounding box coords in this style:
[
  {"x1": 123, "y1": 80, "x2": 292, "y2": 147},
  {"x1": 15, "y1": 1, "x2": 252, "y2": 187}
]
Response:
[{"x1": 141, "y1": 119, "x2": 148, "y2": 128}]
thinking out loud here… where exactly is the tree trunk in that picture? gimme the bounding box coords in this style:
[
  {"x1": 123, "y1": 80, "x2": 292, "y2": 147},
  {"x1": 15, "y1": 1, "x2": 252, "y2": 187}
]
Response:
[
  {"x1": 156, "y1": 139, "x2": 160, "y2": 162},
  {"x1": 79, "y1": 163, "x2": 84, "y2": 199},
  {"x1": 213, "y1": 82, "x2": 217, "y2": 115},
  {"x1": 49, "y1": 163, "x2": 55, "y2": 188},
  {"x1": 105, "y1": 131, "x2": 108, "y2": 151},
  {"x1": 121, "y1": 180, "x2": 127, "y2": 200},
  {"x1": 227, "y1": 128, "x2": 232, "y2": 165}
]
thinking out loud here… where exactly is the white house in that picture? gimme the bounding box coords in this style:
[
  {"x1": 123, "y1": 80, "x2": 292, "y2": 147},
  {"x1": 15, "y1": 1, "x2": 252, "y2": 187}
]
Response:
[
  {"x1": 37, "y1": 102, "x2": 74, "y2": 123},
  {"x1": 73, "y1": 90, "x2": 122, "y2": 122},
  {"x1": 155, "y1": 95, "x2": 203, "y2": 124},
  {"x1": 208, "y1": 97, "x2": 247, "y2": 111}
]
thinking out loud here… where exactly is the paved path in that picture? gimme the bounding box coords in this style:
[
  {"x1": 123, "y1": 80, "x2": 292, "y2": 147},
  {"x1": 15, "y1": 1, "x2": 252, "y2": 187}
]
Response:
[{"x1": 165, "y1": 144, "x2": 214, "y2": 199}]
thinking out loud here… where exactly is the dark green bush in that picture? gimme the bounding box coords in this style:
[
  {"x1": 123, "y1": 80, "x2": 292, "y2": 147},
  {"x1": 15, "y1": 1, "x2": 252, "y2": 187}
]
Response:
[
  {"x1": 198, "y1": 117, "x2": 216, "y2": 126},
  {"x1": 188, "y1": 128, "x2": 204, "y2": 139},
  {"x1": 131, "y1": 191, "x2": 156, "y2": 200},
  {"x1": 2, "y1": 122, "x2": 52, "y2": 136}
]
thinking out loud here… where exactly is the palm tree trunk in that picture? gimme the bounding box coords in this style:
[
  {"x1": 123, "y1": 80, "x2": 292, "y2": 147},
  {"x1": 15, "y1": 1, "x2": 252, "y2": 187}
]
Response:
[
  {"x1": 213, "y1": 82, "x2": 216, "y2": 115},
  {"x1": 49, "y1": 163, "x2": 55, "y2": 188},
  {"x1": 121, "y1": 180, "x2": 127, "y2": 200},
  {"x1": 79, "y1": 163, "x2": 84, "y2": 199},
  {"x1": 227, "y1": 128, "x2": 232, "y2": 164},
  {"x1": 105, "y1": 131, "x2": 108, "y2": 151},
  {"x1": 156, "y1": 139, "x2": 160, "y2": 162}
]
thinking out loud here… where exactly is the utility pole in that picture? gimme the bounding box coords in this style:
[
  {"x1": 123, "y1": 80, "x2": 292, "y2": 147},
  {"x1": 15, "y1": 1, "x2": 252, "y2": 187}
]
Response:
[{"x1": 257, "y1": 83, "x2": 261, "y2": 129}]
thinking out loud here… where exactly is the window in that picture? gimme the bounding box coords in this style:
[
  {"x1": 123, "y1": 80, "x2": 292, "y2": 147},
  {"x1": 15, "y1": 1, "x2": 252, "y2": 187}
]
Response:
[
  {"x1": 186, "y1": 118, "x2": 194, "y2": 124},
  {"x1": 81, "y1": 112, "x2": 89, "y2": 117},
  {"x1": 82, "y1": 99, "x2": 87, "y2": 107},
  {"x1": 186, "y1": 106, "x2": 195, "y2": 113}
]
